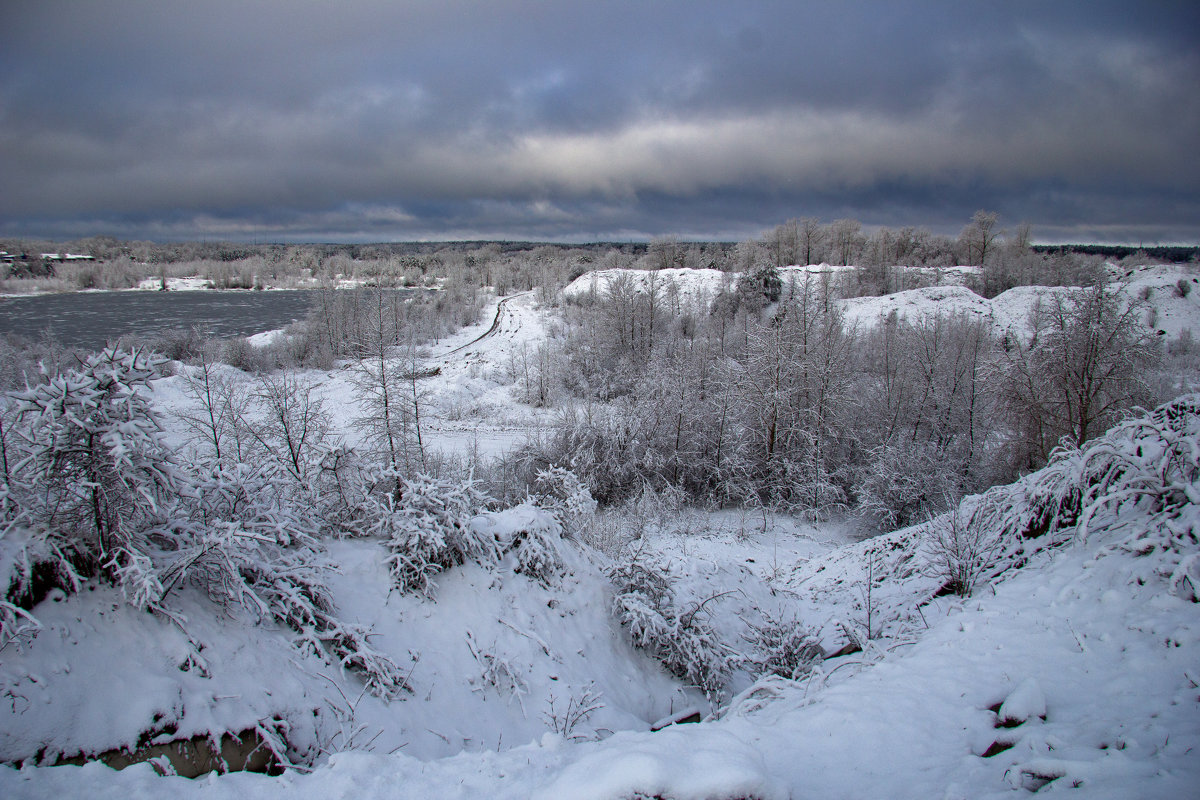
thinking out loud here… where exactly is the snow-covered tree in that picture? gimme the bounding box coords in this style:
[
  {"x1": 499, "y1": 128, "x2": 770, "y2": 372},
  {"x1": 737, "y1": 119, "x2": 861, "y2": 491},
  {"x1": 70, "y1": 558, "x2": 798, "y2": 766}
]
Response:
[
  {"x1": 247, "y1": 371, "x2": 334, "y2": 486},
  {"x1": 175, "y1": 347, "x2": 254, "y2": 464},
  {"x1": 10, "y1": 346, "x2": 189, "y2": 602},
  {"x1": 609, "y1": 547, "x2": 734, "y2": 696}
]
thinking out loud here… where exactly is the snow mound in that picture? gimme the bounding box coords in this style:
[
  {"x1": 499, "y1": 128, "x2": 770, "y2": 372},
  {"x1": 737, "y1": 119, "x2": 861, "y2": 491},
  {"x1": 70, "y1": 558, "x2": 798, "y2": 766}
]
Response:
[
  {"x1": 563, "y1": 265, "x2": 1199, "y2": 343},
  {"x1": 838, "y1": 284, "x2": 992, "y2": 330},
  {"x1": 562, "y1": 268, "x2": 731, "y2": 308},
  {"x1": 996, "y1": 678, "x2": 1047, "y2": 726}
]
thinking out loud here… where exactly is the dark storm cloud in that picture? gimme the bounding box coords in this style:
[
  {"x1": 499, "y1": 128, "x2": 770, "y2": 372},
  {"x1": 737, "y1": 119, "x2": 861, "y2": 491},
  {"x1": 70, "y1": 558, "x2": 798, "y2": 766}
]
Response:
[{"x1": 2, "y1": 1, "x2": 1198, "y2": 243}]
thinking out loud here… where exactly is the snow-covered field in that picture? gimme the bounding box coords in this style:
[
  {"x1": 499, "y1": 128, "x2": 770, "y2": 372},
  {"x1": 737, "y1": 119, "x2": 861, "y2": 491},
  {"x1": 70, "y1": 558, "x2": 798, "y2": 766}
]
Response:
[{"x1": 2, "y1": 266, "x2": 1199, "y2": 797}]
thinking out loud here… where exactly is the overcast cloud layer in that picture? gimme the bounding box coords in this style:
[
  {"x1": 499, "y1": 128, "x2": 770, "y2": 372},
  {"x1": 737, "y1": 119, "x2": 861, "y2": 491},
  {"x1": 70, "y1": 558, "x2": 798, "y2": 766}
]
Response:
[{"x1": 2, "y1": 1, "x2": 1198, "y2": 244}]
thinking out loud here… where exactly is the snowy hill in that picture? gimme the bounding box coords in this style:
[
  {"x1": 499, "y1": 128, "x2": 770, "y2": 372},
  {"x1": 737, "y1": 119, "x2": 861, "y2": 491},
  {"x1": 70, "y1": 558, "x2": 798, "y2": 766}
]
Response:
[{"x1": 563, "y1": 263, "x2": 1200, "y2": 342}]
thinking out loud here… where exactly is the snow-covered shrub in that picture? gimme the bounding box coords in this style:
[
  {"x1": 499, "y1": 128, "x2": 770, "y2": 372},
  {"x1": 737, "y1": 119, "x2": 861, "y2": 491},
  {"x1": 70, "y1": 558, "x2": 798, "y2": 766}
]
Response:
[
  {"x1": 7, "y1": 347, "x2": 190, "y2": 605},
  {"x1": 943, "y1": 393, "x2": 1200, "y2": 593},
  {"x1": 743, "y1": 613, "x2": 824, "y2": 681},
  {"x1": 382, "y1": 474, "x2": 495, "y2": 598},
  {"x1": 608, "y1": 548, "x2": 734, "y2": 696},
  {"x1": 538, "y1": 407, "x2": 662, "y2": 505},
  {"x1": 857, "y1": 442, "x2": 965, "y2": 531},
  {"x1": 923, "y1": 503, "x2": 1001, "y2": 597},
  {"x1": 465, "y1": 630, "x2": 527, "y2": 701},
  {"x1": 169, "y1": 462, "x2": 410, "y2": 699},
  {"x1": 0, "y1": 589, "x2": 40, "y2": 654},
  {"x1": 309, "y1": 445, "x2": 376, "y2": 535},
  {"x1": 542, "y1": 686, "x2": 604, "y2": 741},
  {"x1": 495, "y1": 504, "x2": 568, "y2": 587},
  {"x1": 529, "y1": 466, "x2": 597, "y2": 539}
]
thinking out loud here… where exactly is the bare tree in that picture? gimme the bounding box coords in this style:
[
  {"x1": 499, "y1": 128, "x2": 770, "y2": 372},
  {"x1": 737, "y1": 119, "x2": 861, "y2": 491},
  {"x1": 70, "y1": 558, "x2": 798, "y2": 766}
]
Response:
[
  {"x1": 1001, "y1": 281, "x2": 1160, "y2": 466},
  {"x1": 766, "y1": 220, "x2": 801, "y2": 267},
  {"x1": 798, "y1": 217, "x2": 825, "y2": 266},
  {"x1": 829, "y1": 218, "x2": 864, "y2": 266},
  {"x1": 959, "y1": 210, "x2": 1000, "y2": 267},
  {"x1": 248, "y1": 373, "x2": 333, "y2": 485},
  {"x1": 399, "y1": 338, "x2": 429, "y2": 473},
  {"x1": 176, "y1": 347, "x2": 254, "y2": 464},
  {"x1": 349, "y1": 290, "x2": 408, "y2": 472},
  {"x1": 648, "y1": 236, "x2": 683, "y2": 271}
]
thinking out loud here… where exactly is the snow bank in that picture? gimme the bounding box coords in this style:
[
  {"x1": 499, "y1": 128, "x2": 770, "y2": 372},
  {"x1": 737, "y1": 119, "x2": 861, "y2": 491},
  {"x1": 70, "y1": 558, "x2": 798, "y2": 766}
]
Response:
[
  {"x1": 562, "y1": 267, "x2": 732, "y2": 308},
  {"x1": 132, "y1": 277, "x2": 214, "y2": 291},
  {"x1": 838, "y1": 284, "x2": 992, "y2": 330}
]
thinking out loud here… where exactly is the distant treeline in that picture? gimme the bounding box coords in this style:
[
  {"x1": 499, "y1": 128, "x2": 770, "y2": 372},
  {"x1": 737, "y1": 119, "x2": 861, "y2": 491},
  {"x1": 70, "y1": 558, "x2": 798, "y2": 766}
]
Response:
[
  {"x1": 0, "y1": 236, "x2": 663, "y2": 265},
  {"x1": 1032, "y1": 244, "x2": 1199, "y2": 263}
]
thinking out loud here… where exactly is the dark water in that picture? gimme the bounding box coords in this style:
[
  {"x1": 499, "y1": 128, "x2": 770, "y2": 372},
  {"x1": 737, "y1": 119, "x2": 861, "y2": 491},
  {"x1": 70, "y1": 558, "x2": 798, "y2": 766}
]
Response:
[{"x1": 0, "y1": 290, "x2": 321, "y2": 351}]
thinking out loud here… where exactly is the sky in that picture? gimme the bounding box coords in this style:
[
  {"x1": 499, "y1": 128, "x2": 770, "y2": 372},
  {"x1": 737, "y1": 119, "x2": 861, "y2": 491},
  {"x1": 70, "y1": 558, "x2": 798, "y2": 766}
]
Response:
[{"x1": 2, "y1": 1, "x2": 1198, "y2": 245}]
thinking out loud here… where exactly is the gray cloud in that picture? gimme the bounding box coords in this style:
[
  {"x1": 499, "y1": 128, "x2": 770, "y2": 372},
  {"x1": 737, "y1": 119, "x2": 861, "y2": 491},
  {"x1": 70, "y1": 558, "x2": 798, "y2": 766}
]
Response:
[{"x1": 2, "y1": 1, "x2": 1198, "y2": 243}]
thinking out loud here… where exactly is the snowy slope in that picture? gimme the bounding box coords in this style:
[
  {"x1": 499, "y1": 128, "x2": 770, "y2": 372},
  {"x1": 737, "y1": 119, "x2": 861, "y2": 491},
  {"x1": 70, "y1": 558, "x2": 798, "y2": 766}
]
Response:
[
  {"x1": 0, "y1": 519, "x2": 689, "y2": 766},
  {"x1": 562, "y1": 267, "x2": 733, "y2": 308},
  {"x1": 3, "y1": 396, "x2": 1197, "y2": 798},
  {"x1": 838, "y1": 284, "x2": 995, "y2": 331}
]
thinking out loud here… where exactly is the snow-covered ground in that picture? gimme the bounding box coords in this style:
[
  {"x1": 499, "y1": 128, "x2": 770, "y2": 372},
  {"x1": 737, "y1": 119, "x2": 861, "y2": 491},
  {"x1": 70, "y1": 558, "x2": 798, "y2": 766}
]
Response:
[
  {"x1": 132, "y1": 275, "x2": 399, "y2": 292},
  {"x1": 4, "y1": 395, "x2": 1198, "y2": 798},
  {"x1": 150, "y1": 290, "x2": 556, "y2": 462},
  {"x1": 2, "y1": 268, "x2": 1199, "y2": 797},
  {"x1": 564, "y1": 263, "x2": 1200, "y2": 342}
]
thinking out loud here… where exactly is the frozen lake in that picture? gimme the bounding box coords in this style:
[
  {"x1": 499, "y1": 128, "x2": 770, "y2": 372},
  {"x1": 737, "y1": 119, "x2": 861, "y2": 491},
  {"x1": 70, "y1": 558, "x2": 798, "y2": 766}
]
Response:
[{"x1": 0, "y1": 289, "x2": 408, "y2": 350}]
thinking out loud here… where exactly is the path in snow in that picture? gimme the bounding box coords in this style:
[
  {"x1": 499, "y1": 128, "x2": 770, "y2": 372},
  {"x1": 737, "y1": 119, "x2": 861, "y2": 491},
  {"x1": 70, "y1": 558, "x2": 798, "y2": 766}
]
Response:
[{"x1": 416, "y1": 291, "x2": 554, "y2": 460}]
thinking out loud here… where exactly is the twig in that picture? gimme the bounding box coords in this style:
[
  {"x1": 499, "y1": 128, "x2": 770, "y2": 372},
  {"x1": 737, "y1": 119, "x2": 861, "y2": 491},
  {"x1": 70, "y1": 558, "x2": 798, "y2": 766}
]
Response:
[{"x1": 499, "y1": 618, "x2": 552, "y2": 657}]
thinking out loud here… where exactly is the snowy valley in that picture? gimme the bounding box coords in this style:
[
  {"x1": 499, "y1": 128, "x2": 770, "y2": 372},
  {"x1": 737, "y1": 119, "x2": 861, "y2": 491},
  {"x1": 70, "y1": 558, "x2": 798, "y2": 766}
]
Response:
[{"x1": 1, "y1": 261, "x2": 1198, "y2": 798}]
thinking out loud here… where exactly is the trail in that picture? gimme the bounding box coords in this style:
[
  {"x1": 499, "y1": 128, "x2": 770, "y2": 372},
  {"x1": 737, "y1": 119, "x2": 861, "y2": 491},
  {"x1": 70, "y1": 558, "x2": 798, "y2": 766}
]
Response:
[
  {"x1": 415, "y1": 290, "x2": 551, "y2": 460},
  {"x1": 440, "y1": 290, "x2": 534, "y2": 359}
]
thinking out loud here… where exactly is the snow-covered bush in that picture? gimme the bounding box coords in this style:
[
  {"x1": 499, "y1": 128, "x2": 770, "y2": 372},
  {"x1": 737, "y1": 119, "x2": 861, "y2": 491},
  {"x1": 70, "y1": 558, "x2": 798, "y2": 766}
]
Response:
[
  {"x1": 496, "y1": 504, "x2": 569, "y2": 587},
  {"x1": 743, "y1": 613, "x2": 824, "y2": 681},
  {"x1": 310, "y1": 445, "x2": 377, "y2": 535},
  {"x1": 857, "y1": 442, "x2": 965, "y2": 531},
  {"x1": 608, "y1": 548, "x2": 734, "y2": 696},
  {"x1": 542, "y1": 686, "x2": 604, "y2": 741},
  {"x1": 7, "y1": 347, "x2": 190, "y2": 606},
  {"x1": 2, "y1": 352, "x2": 409, "y2": 701},
  {"x1": 382, "y1": 474, "x2": 495, "y2": 598},
  {"x1": 465, "y1": 630, "x2": 527, "y2": 701},
  {"x1": 923, "y1": 503, "x2": 1001, "y2": 598},
  {"x1": 166, "y1": 461, "x2": 410, "y2": 699},
  {"x1": 931, "y1": 393, "x2": 1200, "y2": 595},
  {"x1": 529, "y1": 466, "x2": 597, "y2": 539}
]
